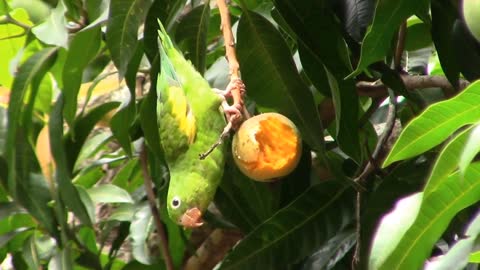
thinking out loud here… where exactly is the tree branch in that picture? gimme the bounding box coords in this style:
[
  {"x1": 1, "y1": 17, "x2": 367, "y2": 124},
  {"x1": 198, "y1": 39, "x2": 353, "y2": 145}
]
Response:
[
  {"x1": 356, "y1": 75, "x2": 470, "y2": 98},
  {"x1": 216, "y1": 0, "x2": 249, "y2": 118},
  {"x1": 140, "y1": 144, "x2": 175, "y2": 270}
]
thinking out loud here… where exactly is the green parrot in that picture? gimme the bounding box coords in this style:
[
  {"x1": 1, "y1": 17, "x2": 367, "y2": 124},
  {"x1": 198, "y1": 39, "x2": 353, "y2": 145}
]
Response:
[{"x1": 156, "y1": 21, "x2": 240, "y2": 228}]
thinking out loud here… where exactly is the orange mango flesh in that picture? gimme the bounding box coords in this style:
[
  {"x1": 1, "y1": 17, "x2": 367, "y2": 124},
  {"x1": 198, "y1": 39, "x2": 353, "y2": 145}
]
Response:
[
  {"x1": 252, "y1": 117, "x2": 298, "y2": 172},
  {"x1": 235, "y1": 114, "x2": 301, "y2": 181}
]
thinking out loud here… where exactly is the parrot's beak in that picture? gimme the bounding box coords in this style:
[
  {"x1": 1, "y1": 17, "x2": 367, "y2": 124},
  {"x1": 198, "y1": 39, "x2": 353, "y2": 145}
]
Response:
[{"x1": 180, "y1": 207, "x2": 204, "y2": 228}]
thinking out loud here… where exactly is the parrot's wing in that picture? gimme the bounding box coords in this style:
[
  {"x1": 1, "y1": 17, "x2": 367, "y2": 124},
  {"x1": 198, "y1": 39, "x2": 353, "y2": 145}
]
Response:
[{"x1": 157, "y1": 20, "x2": 197, "y2": 162}]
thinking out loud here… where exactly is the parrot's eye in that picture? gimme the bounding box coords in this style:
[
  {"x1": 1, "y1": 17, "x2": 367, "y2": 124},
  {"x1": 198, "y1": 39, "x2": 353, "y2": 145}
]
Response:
[{"x1": 171, "y1": 196, "x2": 181, "y2": 209}]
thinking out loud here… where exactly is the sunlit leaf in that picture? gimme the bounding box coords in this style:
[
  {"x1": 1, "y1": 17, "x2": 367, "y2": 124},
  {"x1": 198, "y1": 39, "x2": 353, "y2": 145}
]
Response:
[
  {"x1": 383, "y1": 80, "x2": 480, "y2": 167},
  {"x1": 369, "y1": 162, "x2": 480, "y2": 270},
  {"x1": 425, "y1": 210, "x2": 480, "y2": 270}
]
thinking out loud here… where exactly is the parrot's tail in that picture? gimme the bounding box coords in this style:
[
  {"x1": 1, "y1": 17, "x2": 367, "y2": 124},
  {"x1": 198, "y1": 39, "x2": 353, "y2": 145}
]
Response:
[{"x1": 157, "y1": 19, "x2": 174, "y2": 51}]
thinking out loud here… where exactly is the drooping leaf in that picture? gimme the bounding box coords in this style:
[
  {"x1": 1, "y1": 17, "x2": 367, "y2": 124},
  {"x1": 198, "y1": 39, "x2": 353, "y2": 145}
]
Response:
[
  {"x1": 106, "y1": 0, "x2": 154, "y2": 77},
  {"x1": 217, "y1": 181, "x2": 354, "y2": 270},
  {"x1": 31, "y1": 1, "x2": 68, "y2": 48},
  {"x1": 236, "y1": 10, "x2": 325, "y2": 152},
  {"x1": 452, "y1": 20, "x2": 480, "y2": 82},
  {"x1": 175, "y1": 3, "x2": 210, "y2": 74},
  {"x1": 426, "y1": 210, "x2": 480, "y2": 270},
  {"x1": 110, "y1": 40, "x2": 144, "y2": 156},
  {"x1": 6, "y1": 47, "x2": 57, "y2": 197},
  {"x1": 273, "y1": 0, "x2": 360, "y2": 161},
  {"x1": 349, "y1": 0, "x2": 429, "y2": 77},
  {"x1": 369, "y1": 162, "x2": 480, "y2": 270},
  {"x1": 431, "y1": 0, "x2": 460, "y2": 88},
  {"x1": 62, "y1": 26, "x2": 102, "y2": 126},
  {"x1": 49, "y1": 95, "x2": 92, "y2": 226},
  {"x1": 383, "y1": 80, "x2": 480, "y2": 167}
]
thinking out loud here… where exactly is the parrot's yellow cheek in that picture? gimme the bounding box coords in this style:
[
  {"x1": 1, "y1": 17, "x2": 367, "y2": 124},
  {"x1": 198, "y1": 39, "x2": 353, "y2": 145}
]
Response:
[{"x1": 232, "y1": 113, "x2": 302, "y2": 182}]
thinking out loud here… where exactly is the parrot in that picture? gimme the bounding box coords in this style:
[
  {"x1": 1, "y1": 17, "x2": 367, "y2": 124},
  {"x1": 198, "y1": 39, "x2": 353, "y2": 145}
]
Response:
[{"x1": 156, "y1": 20, "x2": 243, "y2": 228}]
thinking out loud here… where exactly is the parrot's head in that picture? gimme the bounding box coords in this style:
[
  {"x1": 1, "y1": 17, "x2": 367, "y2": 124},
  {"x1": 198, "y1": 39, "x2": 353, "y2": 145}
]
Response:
[{"x1": 166, "y1": 176, "x2": 212, "y2": 228}]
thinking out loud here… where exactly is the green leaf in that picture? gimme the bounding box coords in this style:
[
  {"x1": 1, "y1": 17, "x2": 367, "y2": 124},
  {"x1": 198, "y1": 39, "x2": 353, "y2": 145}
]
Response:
[
  {"x1": 324, "y1": 70, "x2": 361, "y2": 162},
  {"x1": 0, "y1": 228, "x2": 31, "y2": 248},
  {"x1": 106, "y1": 0, "x2": 154, "y2": 77},
  {"x1": 175, "y1": 3, "x2": 210, "y2": 74},
  {"x1": 424, "y1": 126, "x2": 474, "y2": 195},
  {"x1": 0, "y1": 8, "x2": 31, "y2": 87},
  {"x1": 22, "y1": 234, "x2": 40, "y2": 270},
  {"x1": 405, "y1": 16, "x2": 432, "y2": 51},
  {"x1": 49, "y1": 95, "x2": 92, "y2": 226},
  {"x1": 85, "y1": 0, "x2": 109, "y2": 26},
  {"x1": 426, "y1": 210, "x2": 480, "y2": 270},
  {"x1": 297, "y1": 42, "x2": 330, "y2": 96},
  {"x1": 469, "y1": 251, "x2": 480, "y2": 263},
  {"x1": 110, "y1": 40, "x2": 144, "y2": 156},
  {"x1": 452, "y1": 20, "x2": 480, "y2": 82},
  {"x1": 6, "y1": 47, "x2": 57, "y2": 197},
  {"x1": 87, "y1": 184, "x2": 134, "y2": 204},
  {"x1": 272, "y1": 0, "x2": 360, "y2": 161},
  {"x1": 458, "y1": 124, "x2": 480, "y2": 175},
  {"x1": 383, "y1": 80, "x2": 480, "y2": 167},
  {"x1": 215, "y1": 157, "x2": 278, "y2": 232},
  {"x1": 139, "y1": 80, "x2": 163, "y2": 159},
  {"x1": 237, "y1": 10, "x2": 325, "y2": 152},
  {"x1": 217, "y1": 181, "x2": 353, "y2": 269},
  {"x1": 62, "y1": 26, "x2": 102, "y2": 126},
  {"x1": 301, "y1": 229, "x2": 356, "y2": 269},
  {"x1": 349, "y1": 0, "x2": 429, "y2": 77},
  {"x1": 48, "y1": 247, "x2": 73, "y2": 270},
  {"x1": 130, "y1": 202, "x2": 154, "y2": 265},
  {"x1": 369, "y1": 162, "x2": 480, "y2": 270},
  {"x1": 65, "y1": 102, "x2": 119, "y2": 173},
  {"x1": 31, "y1": 1, "x2": 68, "y2": 48},
  {"x1": 431, "y1": 0, "x2": 460, "y2": 88}
]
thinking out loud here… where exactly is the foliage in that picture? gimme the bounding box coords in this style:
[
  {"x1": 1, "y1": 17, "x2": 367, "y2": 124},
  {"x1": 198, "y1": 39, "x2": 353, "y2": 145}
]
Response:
[{"x1": 0, "y1": 0, "x2": 480, "y2": 269}]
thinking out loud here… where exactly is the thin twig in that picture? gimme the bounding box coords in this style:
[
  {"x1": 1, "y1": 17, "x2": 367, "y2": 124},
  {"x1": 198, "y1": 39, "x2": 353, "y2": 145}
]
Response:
[
  {"x1": 140, "y1": 143, "x2": 175, "y2": 270},
  {"x1": 200, "y1": 0, "x2": 246, "y2": 160},
  {"x1": 352, "y1": 88, "x2": 397, "y2": 269}
]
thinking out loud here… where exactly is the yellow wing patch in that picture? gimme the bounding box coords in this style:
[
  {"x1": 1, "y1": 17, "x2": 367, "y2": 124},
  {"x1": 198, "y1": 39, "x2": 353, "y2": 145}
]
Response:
[{"x1": 168, "y1": 86, "x2": 196, "y2": 144}]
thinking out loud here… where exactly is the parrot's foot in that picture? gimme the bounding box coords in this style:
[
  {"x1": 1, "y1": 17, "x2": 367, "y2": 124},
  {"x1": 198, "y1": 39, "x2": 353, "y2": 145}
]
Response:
[
  {"x1": 201, "y1": 79, "x2": 246, "y2": 160},
  {"x1": 216, "y1": 78, "x2": 246, "y2": 129}
]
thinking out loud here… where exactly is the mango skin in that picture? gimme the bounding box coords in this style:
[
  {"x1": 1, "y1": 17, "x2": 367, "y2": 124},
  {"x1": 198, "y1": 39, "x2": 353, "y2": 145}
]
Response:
[{"x1": 232, "y1": 113, "x2": 302, "y2": 182}]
